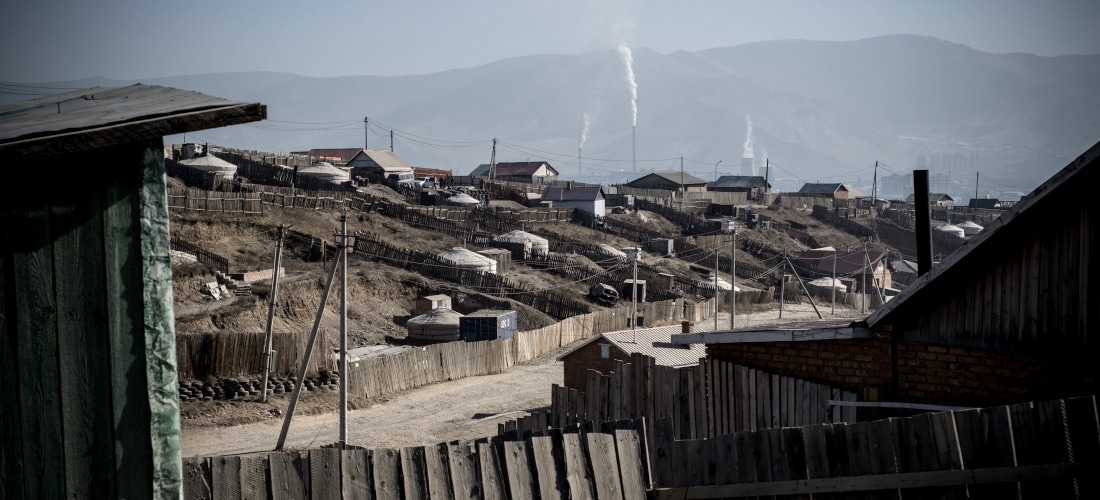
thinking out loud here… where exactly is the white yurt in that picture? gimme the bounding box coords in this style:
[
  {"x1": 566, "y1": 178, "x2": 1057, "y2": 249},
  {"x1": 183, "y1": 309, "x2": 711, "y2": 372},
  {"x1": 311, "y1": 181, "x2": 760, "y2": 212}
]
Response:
[
  {"x1": 438, "y1": 247, "x2": 497, "y2": 274},
  {"x1": 444, "y1": 193, "x2": 482, "y2": 207},
  {"x1": 493, "y1": 230, "x2": 550, "y2": 256},
  {"x1": 957, "y1": 220, "x2": 984, "y2": 236},
  {"x1": 935, "y1": 224, "x2": 966, "y2": 238},
  {"x1": 406, "y1": 308, "x2": 464, "y2": 342},
  {"x1": 596, "y1": 244, "x2": 628, "y2": 259},
  {"x1": 297, "y1": 161, "x2": 350, "y2": 184},
  {"x1": 179, "y1": 155, "x2": 238, "y2": 176}
]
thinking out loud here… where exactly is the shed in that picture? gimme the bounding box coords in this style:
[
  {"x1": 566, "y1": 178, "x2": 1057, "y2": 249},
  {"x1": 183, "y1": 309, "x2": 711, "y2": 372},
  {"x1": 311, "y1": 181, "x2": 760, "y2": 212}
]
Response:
[
  {"x1": 711, "y1": 175, "x2": 771, "y2": 200},
  {"x1": 540, "y1": 185, "x2": 606, "y2": 216},
  {"x1": 406, "y1": 308, "x2": 465, "y2": 342},
  {"x1": 438, "y1": 247, "x2": 497, "y2": 274},
  {"x1": 0, "y1": 84, "x2": 266, "y2": 496},
  {"x1": 797, "y1": 183, "x2": 850, "y2": 200},
  {"x1": 470, "y1": 161, "x2": 559, "y2": 184},
  {"x1": 477, "y1": 248, "x2": 512, "y2": 273},
  {"x1": 556, "y1": 325, "x2": 705, "y2": 390},
  {"x1": 460, "y1": 310, "x2": 517, "y2": 342},
  {"x1": 626, "y1": 172, "x2": 709, "y2": 192},
  {"x1": 493, "y1": 230, "x2": 550, "y2": 258},
  {"x1": 415, "y1": 294, "x2": 452, "y2": 315}
]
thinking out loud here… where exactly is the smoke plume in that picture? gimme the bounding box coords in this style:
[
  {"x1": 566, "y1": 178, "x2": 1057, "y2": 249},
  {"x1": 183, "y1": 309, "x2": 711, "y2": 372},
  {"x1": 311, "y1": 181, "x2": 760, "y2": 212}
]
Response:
[
  {"x1": 618, "y1": 44, "x2": 638, "y2": 126},
  {"x1": 742, "y1": 115, "x2": 754, "y2": 158},
  {"x1": 579, "y1": 112, "x2": 592, "y2": 149}
]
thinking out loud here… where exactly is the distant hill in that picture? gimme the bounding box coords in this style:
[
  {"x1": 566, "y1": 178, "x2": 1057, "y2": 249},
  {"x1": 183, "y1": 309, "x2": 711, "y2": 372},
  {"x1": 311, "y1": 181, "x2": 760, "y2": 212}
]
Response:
[{"x1": 8, "y1": 35, "x2": 1098, "y2": 196}]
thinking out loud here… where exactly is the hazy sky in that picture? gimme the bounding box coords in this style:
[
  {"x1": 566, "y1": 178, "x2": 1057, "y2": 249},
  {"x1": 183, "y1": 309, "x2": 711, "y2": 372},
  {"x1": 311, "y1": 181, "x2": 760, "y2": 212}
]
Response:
[{"x1": 2, "y1": 0, "x2": 1098, "y2": 82}]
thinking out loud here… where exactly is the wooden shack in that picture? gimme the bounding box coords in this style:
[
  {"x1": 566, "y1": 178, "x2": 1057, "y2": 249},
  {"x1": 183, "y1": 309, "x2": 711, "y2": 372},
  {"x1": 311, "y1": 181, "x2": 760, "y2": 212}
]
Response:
[{"x1": 0, "y1": 84, "x2": 265, "y2": 498}]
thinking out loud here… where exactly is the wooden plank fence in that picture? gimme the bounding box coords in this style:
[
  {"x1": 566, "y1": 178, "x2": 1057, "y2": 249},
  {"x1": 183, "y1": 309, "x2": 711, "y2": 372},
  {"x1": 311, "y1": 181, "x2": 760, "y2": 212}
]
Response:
[
  {"x1": 504, "y1": 354, "x2": 856, "y2": 445},
  {"x1": 167, "y1": 188, "x2": 263, "y2": 215},
  {"x1": 176, "y1": 330, "x2": 330, "y2": 380},
  {"x1": 649, "y1": 395, "x2": 1100, "y2": 497},
  {"x1": 183, "y1": 429, "x2": 649, "y2": 500},
  {"x1": 170, "y1": 237, "x2": 230, "y2": 274}
]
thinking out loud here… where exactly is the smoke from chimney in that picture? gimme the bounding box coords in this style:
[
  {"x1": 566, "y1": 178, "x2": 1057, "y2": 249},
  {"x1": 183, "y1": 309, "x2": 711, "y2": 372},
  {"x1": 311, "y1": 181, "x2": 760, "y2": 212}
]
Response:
[
  {"x1": 618, "y1": 44, "x2": 638, "y2": 127},
  {"x1": 742, "y1": 115, "x2": 754, "y2": 158}
]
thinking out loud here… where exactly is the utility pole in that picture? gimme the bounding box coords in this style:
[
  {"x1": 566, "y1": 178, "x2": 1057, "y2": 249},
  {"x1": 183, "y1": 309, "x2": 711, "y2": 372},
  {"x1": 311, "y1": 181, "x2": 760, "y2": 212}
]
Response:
[
  {"x1": 784, "y1": 255, "x2": 823, "y2": 319},
  {"x1": 489, "y1": 138, "x2": 497, "y2": 181},
  {"x1": 627, "y1": 247, "x2": 640, "y2": 342},
  {"x1": 765, "y1": 158, "x2": 770, "y2": 199},
  {"x1": 260, "y1": 225, "x2": 285, "y2": 403},
  {"x1": 679, "y1": 156, "x2": 685, "y2": 210},
  {"x1": 390, "y1": 130, "x2": 394, "y2": 152},
  {"x1": 714, "y1": 160, "x2": 722, "y2": 189},
  {"x1": 872, "y1": 161, "x2": 879, "y2": 202},
  {"x1": 363, "y1": 116, "x2": 368, "y2": 150},
  {"x1": 862, "y1": 240, "x2": 870, "y2": 315},
  {"x1": 730, "y1": 226, "x2": 737, "y2": 329},
  {"x1": 276, "y1": 246, "x2": 342, "y2": 450},
  {"x1": 714, "y1": 248, "x2": 720, "y2": 332},
  {"x1": 336, "y1": 212, "x2": 349, "y2": 448},
  {"x1": 975, "y1": 172, "x2": 979, "y2": 200},
  {"x1": 831, "y1": 249, "x2": 837, "y2": 317},
  {"x1": 779, "y1": 267, "x2": 786, "y2": 319}
]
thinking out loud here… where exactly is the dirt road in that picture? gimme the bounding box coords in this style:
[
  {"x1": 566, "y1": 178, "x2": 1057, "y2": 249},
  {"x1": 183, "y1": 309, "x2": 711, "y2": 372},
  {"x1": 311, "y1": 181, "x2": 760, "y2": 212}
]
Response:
[{"x1": 182, "y1": 303, "x2": 858, "y2": 457}]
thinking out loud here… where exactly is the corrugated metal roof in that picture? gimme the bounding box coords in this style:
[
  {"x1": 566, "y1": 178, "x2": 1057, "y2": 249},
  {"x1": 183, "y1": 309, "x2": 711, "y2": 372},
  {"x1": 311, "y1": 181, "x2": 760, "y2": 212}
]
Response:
[
  {"x1": 557, "y1": 325, "x2": 706, "y2": 368},
  {"x1": 351, "y1": 150, "x2": 412, "y2": 170},
  {"x1": 0, "y1": 84, "x2": 265, "y2": 158},
  {"x1": 542, "y1": 185, "x2": 604, "y2": 201},
  {"x1": 714, "y1": 175, "x2": 767, "y2": 189},
  {"x1": 798, "y1": 183, "x2": 847, "y2": 194},
  {"x1": 306, "y1": 148, "x2": 364, "y2": 163},
  {"x1": 471, "y1": 161, "x2": 558, "y2": 177},
  {"x1": 627, "y1": 172, "x2": 709, "y2": 187}
]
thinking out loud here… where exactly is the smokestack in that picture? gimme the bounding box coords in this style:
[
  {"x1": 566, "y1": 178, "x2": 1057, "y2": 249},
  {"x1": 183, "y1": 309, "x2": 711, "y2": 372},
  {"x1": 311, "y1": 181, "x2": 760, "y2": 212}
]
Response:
[
  {"x1": 740, "y1": 157, "x2": 754, "y2": 176},
  {"x1": 632, "y1": 125, "x2": 637, "y2": 172},
  {"x1": 914, "y1": 170, "x2": 933, "y2": 275}
]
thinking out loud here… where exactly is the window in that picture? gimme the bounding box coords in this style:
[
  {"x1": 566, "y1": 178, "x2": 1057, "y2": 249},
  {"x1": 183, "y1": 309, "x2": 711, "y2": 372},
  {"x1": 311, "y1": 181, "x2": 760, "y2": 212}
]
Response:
[{"x1": 600, "y1": 344, "x2": 611, "y2": 359}]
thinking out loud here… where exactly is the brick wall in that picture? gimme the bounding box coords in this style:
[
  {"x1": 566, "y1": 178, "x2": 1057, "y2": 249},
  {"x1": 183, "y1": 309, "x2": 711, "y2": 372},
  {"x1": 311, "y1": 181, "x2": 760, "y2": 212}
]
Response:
[
  {"x1": 561, "y1": 338, "x2": 632, "y2": 391},
  {"x1": 706, "y1": 338, "x2": 893, "y2": 394},
  {"x1": 707, "y1": 337, "x2": 1088, "y2": 409}
]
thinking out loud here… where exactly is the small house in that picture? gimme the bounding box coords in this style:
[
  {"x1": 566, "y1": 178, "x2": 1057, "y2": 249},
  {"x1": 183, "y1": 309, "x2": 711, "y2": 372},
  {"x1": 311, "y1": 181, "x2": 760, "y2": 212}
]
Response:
[
  {"x1": 968, "y1": 198, "x2": 1001, "y2": 209},
  {"x1": 710, "y1": 175, "x2": 771, "y2": 200},
  {"x1": 541, "y1": 184, "x2": 605, "y2": 216},
  {"x1": 415, "y1": 294, "x2": 452, "y2": 315},
  {"x1": 470, "y1": 161, "x2": 559, "y2": 184},
  {"x1": 905, "y1": 192, "x2": 955, "y2": 208},
  {"x1": 556, "y1": 326, "x2": 706, "y2": 390},
  {"x1": 626, "y1": 172, "x2": 709, "y2": 192},
  {"x1": 797, "y1": 183, "x2": 850, "y2": 200},
  {"x1": 347, "y1": 149, "x2": 414, "y2": 181}
]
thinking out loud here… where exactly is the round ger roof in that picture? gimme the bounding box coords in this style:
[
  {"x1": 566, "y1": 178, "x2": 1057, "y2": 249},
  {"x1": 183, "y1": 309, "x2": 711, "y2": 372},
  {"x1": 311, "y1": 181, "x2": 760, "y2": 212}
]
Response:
[
  {"x1": 597, "y1": 244, "x2": 627, "y2": 258},
  {"x1": 298, "y1": 162, "x2": 350, "y2": 182},
  {"x1": 957, "y1": 221, "x2": 984, "y2": 235},
  {"x1": 935, "y1": 224, "x2": 966, "y2": 238},
  {"x1": 446, "y1": 193, "x2": 481, "y2": 205},
  {"x1": 407, "y1": 308, "x2": 464, "y2": 327},
  {"x1": 494, "y1": 230, "x2": 549, "y2": 246},
  {"x1": 180, "y1": 155, "x2": 238, "y2": 173},
  {"x1": 439, "y1": 247, "x2": 497, "y2": 272},
  {"x1": 700, "y1": 276, "x2": 739, "y2": 292}
]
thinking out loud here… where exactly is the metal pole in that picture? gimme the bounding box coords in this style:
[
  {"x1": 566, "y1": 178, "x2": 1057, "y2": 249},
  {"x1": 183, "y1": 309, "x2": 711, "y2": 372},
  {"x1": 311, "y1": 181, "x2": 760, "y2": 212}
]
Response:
[
  {"x1": 831, "y1": 249, "x2": 837, "y2": 316},
  {"x1": 914, "y1": 170, "x2": 933, "y2": 275},
  {"x1": 730, "y1": 228, "x2": 737, "y2": 329},
  {"x1": 631, "y1": 248, "x2": 639, "y2": 340},
  {"x1": 275, "y1": 249, "x2": 342, "y2": 450},
  {"x1": 714, "y1": 248, "x2": 719, "y2": 332},
  {"x1": 364, "y1": 116, "x2": 368, "y2": 150},
  {"x1": 779, "y1": 268, "x2": 786, "y2": 319},
  {"x1": 785, "y1": 256, "x2": 823, "y2": 319},
  {"x1": 714, "y1": 160, "x2": 722, "y2": 190},
  {"x1": 338, "y1": 212, "x2": 349, "y2": 448},
  {"x1": 260, "y1": 225, "x2": 285, "y2": 403},
  {"x1": 862, "y1": 241, "x2": 870, "y2": 315}
]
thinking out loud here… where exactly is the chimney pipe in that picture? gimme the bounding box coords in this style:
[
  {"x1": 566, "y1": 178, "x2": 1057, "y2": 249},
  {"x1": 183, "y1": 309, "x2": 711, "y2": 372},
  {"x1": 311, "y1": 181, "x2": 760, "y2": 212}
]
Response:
[{"x1": 914, "y1": 170, "x2": 933, "y2": 275}]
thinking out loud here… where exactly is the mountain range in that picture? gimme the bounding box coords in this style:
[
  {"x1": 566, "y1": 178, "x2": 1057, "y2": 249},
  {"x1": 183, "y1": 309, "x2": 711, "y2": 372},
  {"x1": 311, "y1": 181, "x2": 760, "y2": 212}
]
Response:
[{"x1": 8, "y1": 35, "x2": 1099, "y2": 196}]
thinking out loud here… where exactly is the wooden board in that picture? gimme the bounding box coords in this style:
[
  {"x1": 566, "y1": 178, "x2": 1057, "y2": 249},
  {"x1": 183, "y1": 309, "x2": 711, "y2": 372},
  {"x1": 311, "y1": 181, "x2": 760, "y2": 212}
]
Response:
[
  {"x1": 183, "y1": 457, "x2": 212, "y2": 500},
  {"x1": 561, "y1": 433, "x2": 595, "y2": 499},
  {"x1": 269, "y1": 452, "x2": 308, "y2": 500},
  {"x1": 401, "y1": 447, "x2": 428, "y2": 500},
  {"x1": 310, "y1": 448, "x2": 342, "y2": 500},
  {"x1": 423, "y1": 444, "x2": 453, "y2": 500},
  {"x1": 478, "y1": 442, "x2": 508, "y2": 500},
  {"x1": 615, "y1": 428, "x2": 649, "y2": 497},
  {"x1": 239, "y1": 455, "x2": 268, "y2": 500},
  {"x1": 341, "y1": 449, "x2": 372, "y2": 500},
  {"x1": 502, "y1": 441, "x2": 537, "y2": 500},
  {"x1": 448, "y1": 442, "x2": 481, "y2": 499},
  {"x1": 211, "y1": 455, "x2": 242, "y2": 500},
  {"x1": 530, "y1": 436, "x2": 566, "y2": 499},
  {"x1": 371, "y1": 448, "x2": 402, "y2": 500}
]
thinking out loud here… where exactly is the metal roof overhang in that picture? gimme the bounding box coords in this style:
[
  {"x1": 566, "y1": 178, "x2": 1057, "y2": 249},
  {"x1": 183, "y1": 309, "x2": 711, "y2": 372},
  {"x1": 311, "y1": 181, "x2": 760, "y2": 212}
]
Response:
[{"x1": 670, "y1": 319, "x2": 872, "y2": 345}]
